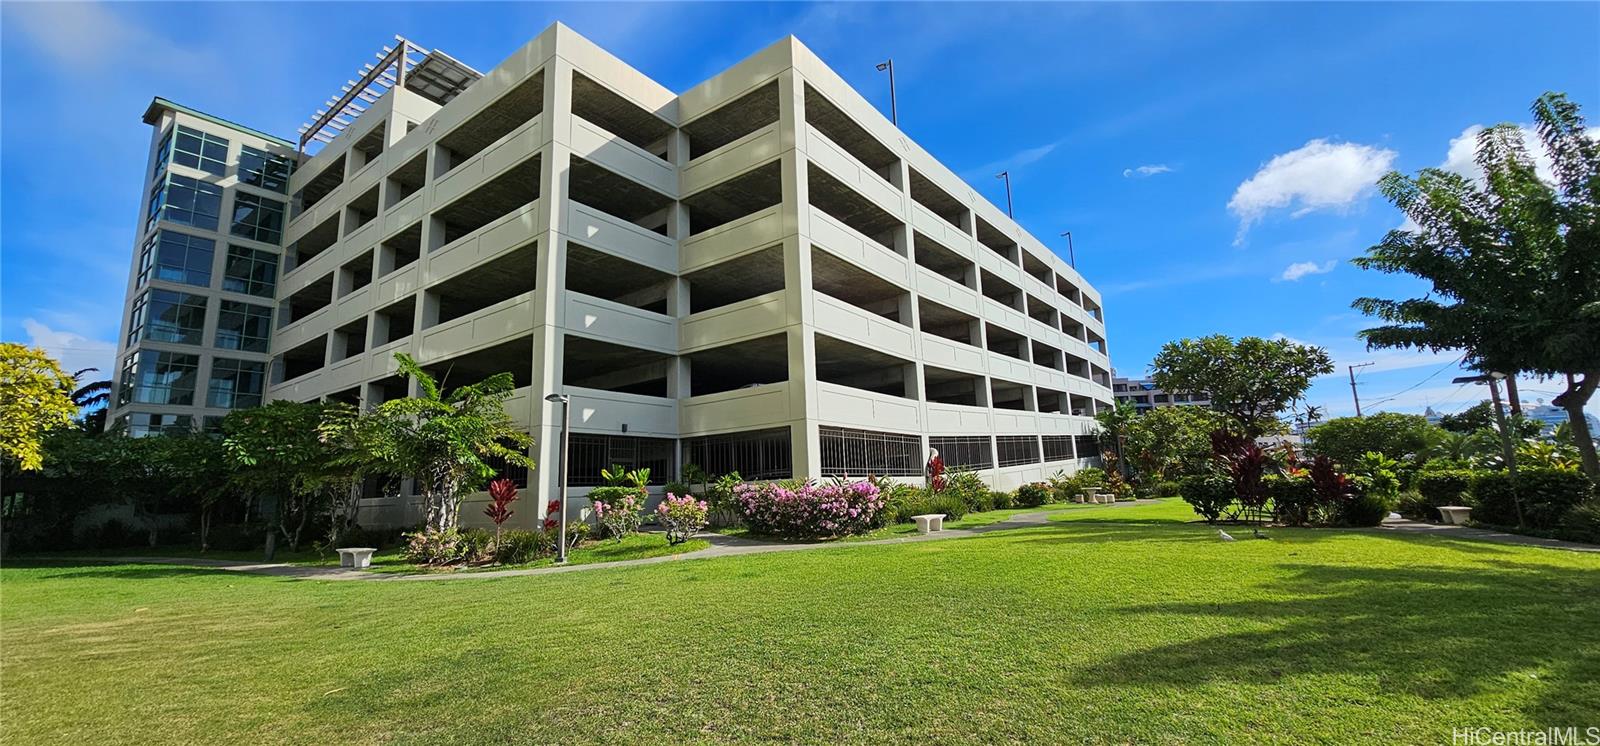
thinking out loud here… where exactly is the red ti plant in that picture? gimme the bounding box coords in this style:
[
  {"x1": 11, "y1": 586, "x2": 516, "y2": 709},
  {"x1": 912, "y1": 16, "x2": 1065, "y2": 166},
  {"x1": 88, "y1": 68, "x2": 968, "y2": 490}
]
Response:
[
  {"x1": 483, "y1": 478, "x2": 519, "y2": 545},
  {"x1": 1309, "y1": 455, "x2": 1350, "y2": 502},
  {"x1": 927, "y1": 451, "x2": 946, "y2": 492},
  {"x1": 1211, "y1": 429, "x2": 1269, "y2": 520}
]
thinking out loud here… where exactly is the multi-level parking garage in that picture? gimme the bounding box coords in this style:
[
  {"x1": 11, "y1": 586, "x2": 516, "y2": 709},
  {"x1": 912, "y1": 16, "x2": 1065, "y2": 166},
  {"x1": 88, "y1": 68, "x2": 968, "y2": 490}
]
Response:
[{"x1": 110, "y1": 24, "x2": 1115, "y2": 529}]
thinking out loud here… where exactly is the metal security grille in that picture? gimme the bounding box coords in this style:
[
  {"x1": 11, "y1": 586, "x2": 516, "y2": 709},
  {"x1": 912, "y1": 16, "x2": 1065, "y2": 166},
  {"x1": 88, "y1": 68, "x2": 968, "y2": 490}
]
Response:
[
  {"x1": 996, "y1": 435, "x2": 1041, "y2": 467},
  {"x1": 568, "y1": 434, "x2": 676, "y2": 487},
  {"x1": 1074, "y1": 435, "x2": 1102, "y2": 459},
  {"x1": 483, "y1": 443, "x2": 531, "y2": 488},
  {"x1": 683, "y1": 427, "x2": 792, "y2": 481},
  {"x1": 929, "y1": 436, "x2": 993, "y2": 470},
  {"x1": 819, "y1": 426, "x2": 923, "y2": 477},
  {"x1": 1042, "y1": 435, "x2": 1076, "y2": 463}
]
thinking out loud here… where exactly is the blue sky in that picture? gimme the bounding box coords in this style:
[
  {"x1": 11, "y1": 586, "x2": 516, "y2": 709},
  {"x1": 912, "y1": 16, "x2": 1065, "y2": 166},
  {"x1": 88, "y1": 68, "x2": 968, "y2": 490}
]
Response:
[{"x1": 3, "y1": 1, "x2": 1597, "y2": 420}]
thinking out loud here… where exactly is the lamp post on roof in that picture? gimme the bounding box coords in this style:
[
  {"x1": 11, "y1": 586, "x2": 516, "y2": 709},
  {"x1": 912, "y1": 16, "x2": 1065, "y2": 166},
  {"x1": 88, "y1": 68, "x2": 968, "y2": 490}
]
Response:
[
  {"x1": 995, "y1": 171, "x2": 1013, "y2": 218},
  {"x1": 875, "y1": 59, "x2": 897, "y2": 125}
]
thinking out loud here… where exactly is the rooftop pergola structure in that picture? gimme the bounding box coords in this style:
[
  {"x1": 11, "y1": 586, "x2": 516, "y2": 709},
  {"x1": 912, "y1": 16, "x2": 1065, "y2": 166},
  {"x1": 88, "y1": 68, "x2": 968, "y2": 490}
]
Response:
[{"x1": 296, "y1": 35, "x2": 482, "y2": 159}]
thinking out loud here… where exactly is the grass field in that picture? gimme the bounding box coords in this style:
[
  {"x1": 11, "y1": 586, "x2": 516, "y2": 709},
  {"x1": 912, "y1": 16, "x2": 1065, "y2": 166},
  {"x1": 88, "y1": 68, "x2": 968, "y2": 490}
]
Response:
[{"x1": 4, "y1": 499, "x2": 1598, "y2": 744}]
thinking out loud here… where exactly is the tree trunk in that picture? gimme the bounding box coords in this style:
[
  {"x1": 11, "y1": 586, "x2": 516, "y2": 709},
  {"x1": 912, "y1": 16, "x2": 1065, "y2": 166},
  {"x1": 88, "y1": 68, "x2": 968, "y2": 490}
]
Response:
[
  {"x1": 264, "y1": 527, "x2": 277, "y2": 562},
  {"x1": 199, "y1": 506, "x2": 211, "y2": 552},
  {"x1": 1505, "y1": 376, "x2": 1523, "y2": 416},
  {"x1": 1555, "y1": 371, "x2": 1599, "y2": 481}
]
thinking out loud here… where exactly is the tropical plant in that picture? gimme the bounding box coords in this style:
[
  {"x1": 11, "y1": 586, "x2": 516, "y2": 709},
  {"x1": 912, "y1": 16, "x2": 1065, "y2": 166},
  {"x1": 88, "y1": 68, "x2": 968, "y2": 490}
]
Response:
[
  {"x1": 589, "y1": 486, "x2": 644, "y2": 541},
  {"x1": 68, "y1": 367, "x2": 113, "y2": 434},
  {"x1": 0, "y1": 343, "x2": 79, "y2": 471},
  {"x1": 1351, "y1": 92, "x2": 1600, "y2": 479},
  {"x1": 483, "y1": 478, "x2": 520, "y2": 547},
  {"x1": 345, "y1": 353, "x2": 534, "y2": 533},
  {"x1": 1150, "y1": 335, "x2": 1334, "y2": 437},
  {"x1": 656, "y1": 493, "x2": 708, "y2": 545},
  {"x1": 1211, "y1": 429, "x2": 1270, "y2": 521},
  {"x1": 1103, "y1": 404, "x2": 1222, "y2": 484}
]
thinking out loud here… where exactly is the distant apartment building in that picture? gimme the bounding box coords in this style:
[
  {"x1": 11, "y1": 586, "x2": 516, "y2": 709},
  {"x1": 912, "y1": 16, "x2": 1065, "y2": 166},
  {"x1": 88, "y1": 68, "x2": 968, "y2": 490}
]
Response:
[
  {"x1": 1112, "y1": 376, "x2": 1210, "y2": 413},
  {"x1": 108, "y1": 24, "x2": 1116, "y2": 528}
]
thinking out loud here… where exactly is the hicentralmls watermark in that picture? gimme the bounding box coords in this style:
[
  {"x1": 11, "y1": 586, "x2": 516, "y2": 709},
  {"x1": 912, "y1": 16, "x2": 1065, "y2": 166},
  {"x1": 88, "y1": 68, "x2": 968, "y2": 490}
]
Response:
[{"x1": 1453, "y1": 727, "x2": 1600, "y2": 745}]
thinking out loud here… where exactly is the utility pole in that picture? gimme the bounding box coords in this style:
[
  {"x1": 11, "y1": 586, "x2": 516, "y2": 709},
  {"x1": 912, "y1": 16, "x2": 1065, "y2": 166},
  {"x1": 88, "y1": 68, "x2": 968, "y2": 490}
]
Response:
[
  {"x1": 1348, "y1": 362, "x2": 1373, "y2": 416},
  {"x1": 875, "y1": 59, "x2": 897, "y2": 125},
  {"x1": 1060, "y1": 231, "x2": 1076, "y2": 267},
  {"x1": 995, "y1": 171, "x2": 1013, "y2": 217}
]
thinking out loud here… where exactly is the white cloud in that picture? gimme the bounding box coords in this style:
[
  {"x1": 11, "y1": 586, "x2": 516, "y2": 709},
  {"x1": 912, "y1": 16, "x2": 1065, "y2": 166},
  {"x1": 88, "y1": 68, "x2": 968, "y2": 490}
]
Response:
[
  {"x1": 1122, "y1": 164, "x2": 1172, "y2": 178},
  {"x1": 21, "y1": 319, "x2": 116, "y2": 379},
  {"x1": 1438, "y1": 123, "x2": 1600, "y2": 185},
  {"x1": 5, "y1": 2, "x2": 214, "y2": 74},
  {"x1": 1228, "y1": 139, "x2": 1396, "y2": 244},
  {"x1": 968, "y1": 141, "x2": 1060, "y2": 180},
  {"x1": 1278, "y1": 260, "x2": 1336, "y2": 281}
]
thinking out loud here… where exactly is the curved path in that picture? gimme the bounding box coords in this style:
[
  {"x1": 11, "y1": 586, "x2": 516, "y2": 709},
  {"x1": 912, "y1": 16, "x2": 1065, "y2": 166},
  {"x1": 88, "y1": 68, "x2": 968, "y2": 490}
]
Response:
[{"x1": 44, "y1": 501, "x2": 1154, "y2": 582}]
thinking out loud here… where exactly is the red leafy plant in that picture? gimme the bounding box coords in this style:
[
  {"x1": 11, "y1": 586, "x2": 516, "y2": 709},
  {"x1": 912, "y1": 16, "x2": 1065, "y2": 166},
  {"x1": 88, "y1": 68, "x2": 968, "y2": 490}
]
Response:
[{"x1": 483, "y1": 478, "x2": 519, "y2": 546}]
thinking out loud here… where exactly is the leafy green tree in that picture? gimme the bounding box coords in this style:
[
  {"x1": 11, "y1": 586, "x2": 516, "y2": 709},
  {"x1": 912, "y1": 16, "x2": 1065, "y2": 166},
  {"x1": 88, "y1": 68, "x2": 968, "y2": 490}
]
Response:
[
  {"x1": 223, "y1": 401, "x2": 348, "y2": 559},
  {"x1": 0, "y1": 343, "x2": 79, "y2": 471},
  {"x1": 1099, "y1": 404, "x2": 1221, "y2": 484},
  {"x1": 1305, "y1": 413, "x2": 1438, "y2": 468},
  {"x1": 1352, "y1": 92, "x2": 1600, "y2": 479},
  {"x1": 345, "y1": 353, "x2": 533, "y2": 533},
  {"x1": 1439, "y1": 401, "x2": 1495, "y2": 433},
  {"x1": 1149, "y1": 335, "x2": 1334, "y2": 437}
]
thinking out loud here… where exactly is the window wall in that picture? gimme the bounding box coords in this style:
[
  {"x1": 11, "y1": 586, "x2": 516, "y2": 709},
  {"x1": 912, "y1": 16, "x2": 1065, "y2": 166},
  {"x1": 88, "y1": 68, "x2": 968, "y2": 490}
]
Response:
[
  {"x1": 148, "y1": 174, "x2": 222, "y2": 232},
  {"x1": 238, "y1": 145, "x2": 291, "y2": 192},
  {"x1": 215, "y1": 301, "x2": 272, "y2": 352},
  {"x1": 207, "y1": 358, "x2": 266, "y2": 409},
  {"x1": 222, "y1": 245, "x2": 277, "y2": 297},
  {"x1": 230, "y1": 192, "x2": 285, "y2": 244},
  {"x1": 128, "y1": 289, "x2": 207, "y2": 346},
  {"x1": 137, "y1": 231, "x2": 214, "y2": 288},
  {"x1": 118, "y1": 350, "x2": 199, "y2": 406},
  {"x1": 119, "y1": 412, "x2": 195, "y2": 438},
  {"x1": 173, "y1": 125, "x2": 228, "y2": 176}
]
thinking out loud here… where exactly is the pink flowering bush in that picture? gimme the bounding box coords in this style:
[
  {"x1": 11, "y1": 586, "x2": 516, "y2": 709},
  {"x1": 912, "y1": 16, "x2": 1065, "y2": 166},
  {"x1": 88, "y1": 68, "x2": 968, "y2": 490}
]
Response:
[
  {"x1": 656, "y1": 493, "x2": 709, "y2": 545},
  {"x1": 589, "y1": 486, "x2": 644, "y2": 542},
  {"x1": 733, "y1": 479, "x2": 884, "y2": 538}
]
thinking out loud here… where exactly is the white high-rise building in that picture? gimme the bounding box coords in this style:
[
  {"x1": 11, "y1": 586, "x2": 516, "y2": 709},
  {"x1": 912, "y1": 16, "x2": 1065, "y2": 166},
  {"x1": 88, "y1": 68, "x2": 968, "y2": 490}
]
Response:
[{"x1": 109, "y1": 24, "x2": 1116, "y2": 529}]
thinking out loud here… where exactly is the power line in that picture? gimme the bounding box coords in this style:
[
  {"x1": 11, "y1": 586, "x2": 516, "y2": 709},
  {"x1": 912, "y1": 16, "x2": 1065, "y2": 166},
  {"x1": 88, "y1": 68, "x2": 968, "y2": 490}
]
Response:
[{"x1": 1363, "y1": 354, "x2": 1465, "y2": 409}]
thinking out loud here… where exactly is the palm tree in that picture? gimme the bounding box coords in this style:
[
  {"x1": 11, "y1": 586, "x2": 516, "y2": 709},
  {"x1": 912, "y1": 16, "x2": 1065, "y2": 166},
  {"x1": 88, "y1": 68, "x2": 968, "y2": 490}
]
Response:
[
  {"x1": 69, "y1": 368, "x2": 113, "y2": 433},
  {"x1": 344, "y1": 353, "x2": 535, "y2": 532}
]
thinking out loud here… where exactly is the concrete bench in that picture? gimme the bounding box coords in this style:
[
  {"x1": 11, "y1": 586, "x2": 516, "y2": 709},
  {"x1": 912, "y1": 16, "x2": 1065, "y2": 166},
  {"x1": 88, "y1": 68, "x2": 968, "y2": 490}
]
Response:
[
  {"x1": 1437, "y1": 506, "x2": 1472, "y2": 526},
  {"x1": 912, "y1": 514, "x2": 946, "y2": 534},
  {"x1": 337, "y1": 547, "x2": 376, "y2": 568}
]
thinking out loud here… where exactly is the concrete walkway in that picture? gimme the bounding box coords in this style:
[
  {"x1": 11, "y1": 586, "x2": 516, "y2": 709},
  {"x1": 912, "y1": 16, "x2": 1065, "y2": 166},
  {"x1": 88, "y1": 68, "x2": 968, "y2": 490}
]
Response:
[
  {"x1": 45, "y1": 501, "x2": 1152, "y2": 582},
  {"x1": 1379, "y1": 516, "x2": 1600, "y2": 553}
]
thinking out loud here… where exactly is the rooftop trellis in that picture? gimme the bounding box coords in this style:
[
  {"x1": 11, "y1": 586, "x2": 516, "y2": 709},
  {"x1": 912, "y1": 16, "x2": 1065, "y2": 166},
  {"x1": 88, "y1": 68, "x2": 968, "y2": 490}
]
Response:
[{"x1": 296, "y1": 35, "x2": 482, "y2": 158}]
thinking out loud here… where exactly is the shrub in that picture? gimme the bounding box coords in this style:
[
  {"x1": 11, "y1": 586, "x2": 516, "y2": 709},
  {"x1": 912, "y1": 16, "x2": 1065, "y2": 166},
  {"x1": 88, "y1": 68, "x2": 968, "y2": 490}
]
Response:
[
  {"x1": 1179, "y1": 473, "x2": 1233, "y2": 523},
  {"x1": 876, "y1": 483, "x2": 922, "y2": 526},
  {"x1": 925, "y1": 493, "x2": 968, "y2": 522},
  {"x1": 491, "y1": 529, "x2": 547, "y2": 564},
  {"x1": 339, "y1": 525, "x2": 408, "y2": 550},
  {"x1": 1396, "y1": 491, "x2": 1432, "y2": 521},
  {"x1": 588, "y1": 486, "x2": 645, "y2": 541},
  {"x1": 991, "y1": 490, "x2": 1017, "y2": 510},
  {"x1": 1472, "y1": 468, "x2": 1594, "y2": 529},
  {"x1": 1015, "y1": 482, "x2": 1051, "y2": 508},
  {"x1": 733, "y1": 479, "x2": 884, "y2": 538},
  {"x1": 206, "y1": 523, "x2": 265, "y2": 552},
  {"x1": 942, "y1": 469, "x2": 990, "y2": 510},
  {"x1": 402, "y1": 528, "x2": 491, "y2": 566},
  {"x1": 1339, "y1": 491, "x2": 1392, "y2": 527},
  {"x1": 656, "y1": 493, "x2": 709, "y2": 545},
  {"x1": 1416, "y1": 469, "x2": 1477, "y2": 521},
  {"x1": 1557, "y1": 502, "x2": 1600, "y2": 545},
  {"x1": 1265, "y1": 474, "x2": 1317, "y2": 527},
  {"x1": 962, "y1": 489, "x2": 995, "y2": 513},
  {"x1": 1153, "y1": 480, "x2": 1183, "y2": 498}
]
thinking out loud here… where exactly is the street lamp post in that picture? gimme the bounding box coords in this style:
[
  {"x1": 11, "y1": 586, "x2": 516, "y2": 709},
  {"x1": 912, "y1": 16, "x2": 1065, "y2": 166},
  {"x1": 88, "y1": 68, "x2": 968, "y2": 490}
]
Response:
[
  {"x1": 543, "y1": 393, "x2": 571, "y2": 563},
  {"x1": 995, "y1": 171, "x2": 1013, "y2": 217},
  {"x1": 875, "y1": 59, "x2": 897, "y2": 125}
]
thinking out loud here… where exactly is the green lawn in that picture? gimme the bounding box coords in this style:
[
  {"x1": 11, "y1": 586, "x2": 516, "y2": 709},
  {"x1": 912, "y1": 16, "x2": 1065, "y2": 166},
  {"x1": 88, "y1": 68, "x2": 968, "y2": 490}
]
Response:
[{"x1": 5, "y1": 500, "x2": 1598, "y2": 744}]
